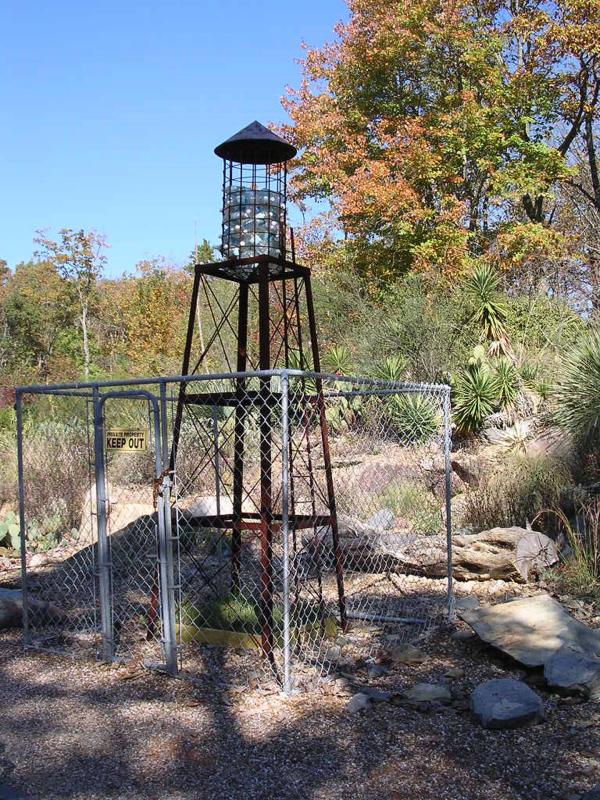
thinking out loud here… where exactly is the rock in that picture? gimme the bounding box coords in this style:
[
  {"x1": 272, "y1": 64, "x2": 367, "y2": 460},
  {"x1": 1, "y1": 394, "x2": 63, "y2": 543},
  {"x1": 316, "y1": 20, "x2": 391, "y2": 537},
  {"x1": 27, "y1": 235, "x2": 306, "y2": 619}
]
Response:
[
  {"x1": 453, "y1": 527, "x2": 558, "y2": 582},
  {"x1": 405, "y1": 683, "x2": 452, "y2": 704},
  {"x1": 360, "y1": 686, "x2": 392, "y2": 703},
  {"x1": 181, "y1": 494, "x2": 234, "y2": 518},
  {"x1": 471, "y1": 678, "x2": 544, "y2": 729},
  {"x1": 0, "y1": 588, "x2": 64, "y2": 629},
  {"x1": 325, "y1": 645, "x2": 342, "y2": 662},
  {"x1": 366, "y1": 509, "x2": 395, "y2": 530},
  {"x1": 28, "y1": 553, "x2": 50, "y2": 568},
  {"x1": 580, "y1": 786, "x2": 600, "y2": 800},
  {"x1": 390, "y1": 644, "x2": 427, "y2": 665},
  {"x1": 454, "y1": 596, "x2": 480, "y2": 612},
  {"x1": 451, "y1": 629, "x2": 476, "y2": 643},
  {"x1": 444, "y1": 667, "x2": 465, "y2": 679},
  {"x1": 460, "y1": 594, "x2": 600, "y2": 668},
  {"x1": 450, "y1": 452, "x2": 484, "y2": 487},
  {"x1": 367, "y1": 665, "x2": 388, "y2": 678},
  {"x1": 544, "y1": 646, "x2": 600, "y2": 700},
  {"x1": 346, "y1": 692, "x2": 371, "y2": 713},
  {"x1": 525, "y1": 426, "x2": 572, "y2": 461}
]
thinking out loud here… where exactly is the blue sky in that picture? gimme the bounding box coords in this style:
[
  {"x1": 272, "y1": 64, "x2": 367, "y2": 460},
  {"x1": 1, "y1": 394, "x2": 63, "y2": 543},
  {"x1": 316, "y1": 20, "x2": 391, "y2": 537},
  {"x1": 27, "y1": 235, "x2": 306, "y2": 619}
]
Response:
[{"x1": 0, "y1": 0, "x2": 346, "y2": 276}]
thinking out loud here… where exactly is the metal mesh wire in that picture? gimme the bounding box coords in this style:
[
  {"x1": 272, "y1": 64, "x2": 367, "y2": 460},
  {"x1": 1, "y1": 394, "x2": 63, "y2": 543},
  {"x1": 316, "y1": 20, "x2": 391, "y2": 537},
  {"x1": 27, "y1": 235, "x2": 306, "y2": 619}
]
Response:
[{"x1": 17, "y1": 371, "x2": 452, "y2": 691}]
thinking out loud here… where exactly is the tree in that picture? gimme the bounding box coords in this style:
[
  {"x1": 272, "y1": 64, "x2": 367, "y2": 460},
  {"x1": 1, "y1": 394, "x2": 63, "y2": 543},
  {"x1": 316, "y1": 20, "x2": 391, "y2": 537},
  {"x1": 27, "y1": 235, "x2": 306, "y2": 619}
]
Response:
[
  {"x1": 1, "y1": 260, "x2": 76, "y2": 380},
  {"x1": 282, "y1": 0, "x2": 600, "y2": 286},
  {"x1": 35, "y1": 229, "x2": 107, "y2": 379}
]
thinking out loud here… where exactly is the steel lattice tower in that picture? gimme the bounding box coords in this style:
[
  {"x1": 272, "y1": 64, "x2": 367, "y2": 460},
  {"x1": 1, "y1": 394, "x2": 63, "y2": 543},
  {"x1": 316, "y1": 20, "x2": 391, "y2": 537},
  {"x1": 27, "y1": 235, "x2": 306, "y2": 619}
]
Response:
[{"x1": 171, "y1": 122, "x2": 346, "y2": 661}]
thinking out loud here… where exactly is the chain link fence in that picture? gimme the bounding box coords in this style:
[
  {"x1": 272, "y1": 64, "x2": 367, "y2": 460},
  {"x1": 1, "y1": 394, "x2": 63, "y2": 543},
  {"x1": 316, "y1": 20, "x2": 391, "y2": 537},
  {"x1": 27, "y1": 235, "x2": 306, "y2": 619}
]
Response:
[{"x1": 16, "y1": 370, "x2": 452, "y2": 691}]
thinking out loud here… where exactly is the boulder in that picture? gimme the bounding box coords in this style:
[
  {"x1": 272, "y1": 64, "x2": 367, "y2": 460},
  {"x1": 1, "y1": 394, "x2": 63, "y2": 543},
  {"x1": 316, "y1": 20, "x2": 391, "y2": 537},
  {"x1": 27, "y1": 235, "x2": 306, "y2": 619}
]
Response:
[
  {"x1": 543, "y1": 646, "x2": 600, "y2": 700},
  {"x1": 453, "y1": 527, "x2": 558, "y2": 582},
  {"x1": 312, "y1": 519, "x2": 556, "y2": 582},
  {"x1": 0, "y1": 588, "x2": 64, "y2": 629},
  {"x1": 366, "y1": 509, "x2": 395, "y2": 530},
  {"x1": 460, "y1": 594, "x2": 600, "y2": 668},
  {"x1": 471, "y1": 678, "x2": 544, "y2": 729},
  {"x1": 450, "y1": 452, "x2": 485, "y2": 487}
]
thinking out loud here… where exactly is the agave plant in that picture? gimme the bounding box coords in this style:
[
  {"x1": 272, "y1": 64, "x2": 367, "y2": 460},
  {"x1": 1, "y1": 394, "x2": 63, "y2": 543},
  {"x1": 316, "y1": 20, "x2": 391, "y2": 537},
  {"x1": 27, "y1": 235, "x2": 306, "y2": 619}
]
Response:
[
  {"x1": 453, "y1": 366, "x2": 499, "y2": 433},
  {"x1": 554, "y1": 327, "x2": 600, "y2": 446},
  {"x1": 464, "y1": 263, "x2": 509, "y2": 354}
]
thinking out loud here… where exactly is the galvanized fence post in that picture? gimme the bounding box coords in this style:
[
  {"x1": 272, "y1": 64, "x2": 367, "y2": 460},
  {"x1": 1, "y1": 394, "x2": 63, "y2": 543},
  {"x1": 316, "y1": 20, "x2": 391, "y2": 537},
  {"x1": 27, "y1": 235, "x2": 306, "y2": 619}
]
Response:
[
  {"x1": 158, "y1": 382, "x2": 178, "y2": 675},
  {"x1": 280, "y1": 370, "x2": 292, "y2": 694},
  {"x1": 442, "y1": 387, "x2": 455, "y2": 621},
  {"x1": 93, "y1": 387, "x2": 113, "y2": 660},
  {"x1": 15, "y1": 390, "x2": 30, "y2": 646}
]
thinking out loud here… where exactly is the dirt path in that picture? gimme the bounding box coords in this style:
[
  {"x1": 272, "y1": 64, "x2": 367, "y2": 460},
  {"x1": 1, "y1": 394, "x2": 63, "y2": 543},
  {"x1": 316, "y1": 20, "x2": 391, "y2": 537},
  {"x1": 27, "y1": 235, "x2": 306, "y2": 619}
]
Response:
[{"x1": 0, "y1": 624, "x2": 598, "y2": 800}]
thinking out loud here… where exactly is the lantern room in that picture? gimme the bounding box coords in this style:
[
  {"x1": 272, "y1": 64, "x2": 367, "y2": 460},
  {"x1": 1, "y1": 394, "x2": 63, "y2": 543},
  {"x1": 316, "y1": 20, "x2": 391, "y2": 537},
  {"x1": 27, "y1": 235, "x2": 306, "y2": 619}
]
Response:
[{"x1": 215, "y1": 120, "x2": 297, "y2": 262}]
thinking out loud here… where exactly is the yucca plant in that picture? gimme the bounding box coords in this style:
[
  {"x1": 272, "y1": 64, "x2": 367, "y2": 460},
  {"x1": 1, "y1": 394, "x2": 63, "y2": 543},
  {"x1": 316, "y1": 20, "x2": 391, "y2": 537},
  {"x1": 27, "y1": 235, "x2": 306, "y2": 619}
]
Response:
[
  {"x1": 464, "y1": 263, "x2": 509, "y2": 354},
  {"x1": 385, "y1": 394, "x2": 439, "y2": 443},
  {"x1": 519, "y1": 362, "x2": 539, "y2": 388},
  {"x1": 554, "y1": 327, "x2": 600, "y2": 446},
  {"x1": 375, "y1": 355, "x2": 407, "y2": 382},
  {"x1": 493, "y1": 358, "x2": 518, "y2": 409},
  {"x1": 453, "y1": 366, "x2": 499, "y2": 432},
  {"x1": 323, "y1": 345, "x2": 353, "y2": 376}
]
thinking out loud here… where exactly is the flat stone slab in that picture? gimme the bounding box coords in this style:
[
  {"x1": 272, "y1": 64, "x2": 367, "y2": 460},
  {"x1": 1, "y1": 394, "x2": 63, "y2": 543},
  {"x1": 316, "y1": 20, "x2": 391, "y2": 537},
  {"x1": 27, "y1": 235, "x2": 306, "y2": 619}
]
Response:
[
  {"x1": 544, "y1": 646, "x2": 600, "y2": 700},
  {"x1": 405, "y1": 683, "x2": 452, "y2": 704},
  {"x1": 460, "y1": 594, "x2": 600, "y2": 667},
  {"x1": 471, "y1": 678, "x2": 544, "y2": 729}
]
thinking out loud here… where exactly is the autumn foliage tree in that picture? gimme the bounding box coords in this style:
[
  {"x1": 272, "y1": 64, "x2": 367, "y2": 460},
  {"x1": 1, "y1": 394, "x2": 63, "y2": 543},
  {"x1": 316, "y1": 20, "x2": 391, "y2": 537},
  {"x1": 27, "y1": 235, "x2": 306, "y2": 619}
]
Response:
[{"x1": 282, "y1": 0, "x2": 600, "y2": 287}]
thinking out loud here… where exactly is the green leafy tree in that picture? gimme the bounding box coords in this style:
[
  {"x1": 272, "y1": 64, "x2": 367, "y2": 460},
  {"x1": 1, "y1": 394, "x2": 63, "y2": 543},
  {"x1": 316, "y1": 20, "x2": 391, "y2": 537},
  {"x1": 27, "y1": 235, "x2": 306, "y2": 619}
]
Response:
[{"x1": 35, "y1": 229, "x2": 107, "y2": 379}]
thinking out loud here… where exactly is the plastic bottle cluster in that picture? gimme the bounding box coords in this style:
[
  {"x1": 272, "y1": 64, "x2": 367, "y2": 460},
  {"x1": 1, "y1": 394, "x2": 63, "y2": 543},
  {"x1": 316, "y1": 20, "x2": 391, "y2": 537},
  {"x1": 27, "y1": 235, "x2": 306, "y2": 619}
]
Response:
[{"x1": 221, "y1": 187, "x2": 283, "y2": 258}]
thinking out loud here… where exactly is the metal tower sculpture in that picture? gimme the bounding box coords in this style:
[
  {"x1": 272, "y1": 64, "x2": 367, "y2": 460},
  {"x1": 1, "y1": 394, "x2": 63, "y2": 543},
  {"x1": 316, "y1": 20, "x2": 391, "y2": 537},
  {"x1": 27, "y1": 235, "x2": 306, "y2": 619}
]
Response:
[{"x1": 171, "y1": 121, "x2": 346, "y2": 663}]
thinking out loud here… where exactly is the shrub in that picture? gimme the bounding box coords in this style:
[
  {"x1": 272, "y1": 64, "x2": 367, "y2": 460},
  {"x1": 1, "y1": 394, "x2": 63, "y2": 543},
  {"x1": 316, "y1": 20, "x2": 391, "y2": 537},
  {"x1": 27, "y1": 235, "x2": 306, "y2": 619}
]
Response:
[
  {"x1": 554, "y1": 327, "x2": 600, "y2": 448},
  {"x1": 377, "y1": 482, "x2": 441, "y2": 533},
  {"x1": 453, "y1": 367, "x2": 498, "y2": 433},
  {"x1": 542, "y1": 502, "x2": 599, "y2": 601},
  {"x1": 381, "y1": 273, "x2": 476, "y2": 383},
  {"x1": 463, "y1": 454, "x2": 572, "y2": 532},
  {"x1": 21, "y1": 418, "x2": 90, "y2": 547},
  {"x1": 0, "y1": 510, "x2": 20, "y2": 551}
]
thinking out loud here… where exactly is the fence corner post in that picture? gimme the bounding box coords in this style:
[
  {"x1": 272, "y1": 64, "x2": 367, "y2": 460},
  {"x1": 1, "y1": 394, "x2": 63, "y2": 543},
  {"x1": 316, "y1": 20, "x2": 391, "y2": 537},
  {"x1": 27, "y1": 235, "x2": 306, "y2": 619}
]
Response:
[
  {"x1": 280, "y1": 370, "x2": 292, "y2": 695},
  {"x1": 93, "y1": 387, "x2": 113, "y2": 661},
  {"x1": 15, "y1": 390, "x2": 30, "y2": 646},
  {"x1": 443, "y1": 387, "x2": 456, "y2": 622}
]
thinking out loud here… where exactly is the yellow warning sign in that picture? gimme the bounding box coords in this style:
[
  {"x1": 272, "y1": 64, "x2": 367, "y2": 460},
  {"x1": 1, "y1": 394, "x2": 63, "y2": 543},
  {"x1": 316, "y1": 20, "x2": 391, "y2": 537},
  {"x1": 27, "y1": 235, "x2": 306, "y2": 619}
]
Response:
[{"x1": 105, "y1": 428, "x2": 149, "y2": 451}]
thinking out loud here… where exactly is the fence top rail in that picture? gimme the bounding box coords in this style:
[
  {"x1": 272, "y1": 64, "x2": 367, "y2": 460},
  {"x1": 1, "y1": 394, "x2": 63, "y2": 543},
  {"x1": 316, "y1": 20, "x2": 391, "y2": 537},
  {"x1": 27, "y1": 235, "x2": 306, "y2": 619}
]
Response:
[{"x1": 15, "y1": 369, "x2": 450, "y2": 397}]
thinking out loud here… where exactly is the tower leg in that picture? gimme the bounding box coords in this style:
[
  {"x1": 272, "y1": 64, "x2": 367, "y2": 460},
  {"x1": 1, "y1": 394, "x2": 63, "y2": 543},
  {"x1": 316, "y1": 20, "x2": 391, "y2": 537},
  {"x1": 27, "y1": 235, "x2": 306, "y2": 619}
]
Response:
[
  {"x1": 304, "y1": 276, "x2": 348, "y2": 631},
  {"x1": 258, "y1": 264, "x2": 274, "y2": 660},
  {"x1": 170, "y1": 266, "x2": 202, "y2": 471},
  {"x1": 231, "y1": 284, "x2": 249, "y2": 594}
]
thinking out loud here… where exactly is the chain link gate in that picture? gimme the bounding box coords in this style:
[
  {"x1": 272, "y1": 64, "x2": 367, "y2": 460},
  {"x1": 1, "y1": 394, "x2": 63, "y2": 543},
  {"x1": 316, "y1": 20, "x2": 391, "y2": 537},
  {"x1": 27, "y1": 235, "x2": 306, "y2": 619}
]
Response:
[{"x1": 16, "y1": 370, "x2": 453, "y2": 692}]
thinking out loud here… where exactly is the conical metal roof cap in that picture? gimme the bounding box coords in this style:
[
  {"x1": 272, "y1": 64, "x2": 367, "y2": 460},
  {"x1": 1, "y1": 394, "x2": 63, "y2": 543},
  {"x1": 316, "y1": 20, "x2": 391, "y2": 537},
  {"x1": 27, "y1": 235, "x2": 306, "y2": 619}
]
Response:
[{"x1": 214, "y1": 121, "x2": 297, "y2": 165}]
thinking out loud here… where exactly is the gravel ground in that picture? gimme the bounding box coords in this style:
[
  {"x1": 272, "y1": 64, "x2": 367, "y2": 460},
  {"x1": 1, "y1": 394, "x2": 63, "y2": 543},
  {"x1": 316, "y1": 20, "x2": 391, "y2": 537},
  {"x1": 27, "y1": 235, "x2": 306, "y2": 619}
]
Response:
[{"x1": 1, "y1": 614, "x2": 599, "y2": 800}]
